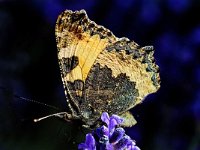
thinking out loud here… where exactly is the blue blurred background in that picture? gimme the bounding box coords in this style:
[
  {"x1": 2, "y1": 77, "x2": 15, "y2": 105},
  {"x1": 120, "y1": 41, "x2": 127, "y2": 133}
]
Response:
[{"x1": 0, "y1": 0, "x2": 200, "y2": 150}]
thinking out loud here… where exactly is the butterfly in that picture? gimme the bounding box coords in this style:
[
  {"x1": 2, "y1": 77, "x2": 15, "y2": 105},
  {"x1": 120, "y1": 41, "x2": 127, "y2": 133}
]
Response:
[{"x1": 37, "y1": 9, "x2": 160, "y2": 128}]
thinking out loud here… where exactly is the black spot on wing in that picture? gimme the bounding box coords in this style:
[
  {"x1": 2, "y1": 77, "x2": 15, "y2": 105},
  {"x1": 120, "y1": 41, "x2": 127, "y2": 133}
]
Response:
[
  {"x1": 70, "y1": 11, "x2": 86, "y2": 23},
  {"x1": 105, "y1": 39, "x2": 141, "y2": 58},
  {"x1": 60, "y1": 56, "x2": 79, "y2": 76},
  {"x1": 67, "y1": 79, "x2": 84, "y2": 103}
]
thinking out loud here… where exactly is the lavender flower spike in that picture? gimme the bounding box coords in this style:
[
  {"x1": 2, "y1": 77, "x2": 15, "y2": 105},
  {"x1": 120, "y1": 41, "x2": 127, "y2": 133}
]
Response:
[{"x1": 78, "y1": 112, "x2": 140, "y2": 150}]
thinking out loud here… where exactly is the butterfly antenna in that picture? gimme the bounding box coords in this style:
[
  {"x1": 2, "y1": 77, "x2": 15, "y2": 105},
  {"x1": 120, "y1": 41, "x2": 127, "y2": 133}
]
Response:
[
  {"x1": 0, "y1": 86, "x2": 70, "y2": 123},
  {"x1": 0, "y1": 85, "x2": 60, "y2": 111},
  {"x1": 13, "y1": 94, "x2": 60, "y2": 111}
]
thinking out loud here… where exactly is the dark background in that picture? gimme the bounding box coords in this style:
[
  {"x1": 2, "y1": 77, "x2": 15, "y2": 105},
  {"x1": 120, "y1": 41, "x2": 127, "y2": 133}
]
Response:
[{"x1": 0, "y1": 0, "x2": 200, "y2": 150}]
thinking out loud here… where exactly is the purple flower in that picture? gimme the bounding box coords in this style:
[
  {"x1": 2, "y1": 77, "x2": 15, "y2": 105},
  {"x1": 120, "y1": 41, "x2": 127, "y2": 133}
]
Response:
[
  {"x1": 101, "y1": 112, "x2": 124, "y2": 136},
  {"x1": 78, "y1": 133, "x2": 96, "y2": 150},
  {"x1": 109, "y1": 128, "x2": 125, "y2": 144},
  {"x1": 126, "y1": 140, "x2": 140, "y2": 150},
  {"x1": 78, "y1": 112, "x2": 140, "y2": 150}
]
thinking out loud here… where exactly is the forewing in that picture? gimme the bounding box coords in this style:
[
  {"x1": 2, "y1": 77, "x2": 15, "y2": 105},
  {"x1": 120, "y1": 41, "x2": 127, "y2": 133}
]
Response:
[{"x1": 55, "y1": 10, "x2": 116, "y2": 114}]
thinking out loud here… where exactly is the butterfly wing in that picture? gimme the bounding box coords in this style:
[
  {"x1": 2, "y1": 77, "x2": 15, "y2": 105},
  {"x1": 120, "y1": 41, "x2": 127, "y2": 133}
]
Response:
[
  {"x1": 83, "y1": 38, "x2": 160, "y2": 126},
  {"x1": 55, "y1": 10, "x2": 116, "y2": 116},
  {"x1": 55, "y1": 10, "x2": 160, "y2": 126}
]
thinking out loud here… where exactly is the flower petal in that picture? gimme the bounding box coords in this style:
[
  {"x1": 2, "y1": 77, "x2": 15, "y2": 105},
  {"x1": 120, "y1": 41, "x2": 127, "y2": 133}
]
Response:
[
  {"x1": 114, "y1": 135, "x2": 131, "y2": 150},
  {"x1": 108, "y1": 115, "x2": 124, "y2": 136},
  {"x1": 110, "y1": 114, "x2": 124, "y2": 125},
  {"x1": 78, "y1": 143, "x2": 88, "y2": 149},
  {"x1": 101, "y1": 125, "x2": 109, "y2": 136},
  {"x1": 85, "y1": 134, "x2": 96, "y2": 150},
  {"x1": 109, "y1": 118, "x2": 119, "y2": 135},
  {"x1": 127, "y1": 145, "x2": 141, "y2": 150},
  {"x1": 127, "y1": 140, "x2": 138, "y2": 150},
  {"x1": 109, "y1": 128, "x2": 125, "y2": 144},
  {"x1": 106, "y1": 143, "x2": 114, "y2": 150},
  {"x1": 132, "y1": 146, "x2": 141, "y2": 150},
  {"x1": 95, "y1": 125, "x2": 109, "y2": 138},
  {"x1": 101, "y1": 112, "x2": 110, "y2": 126}
]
